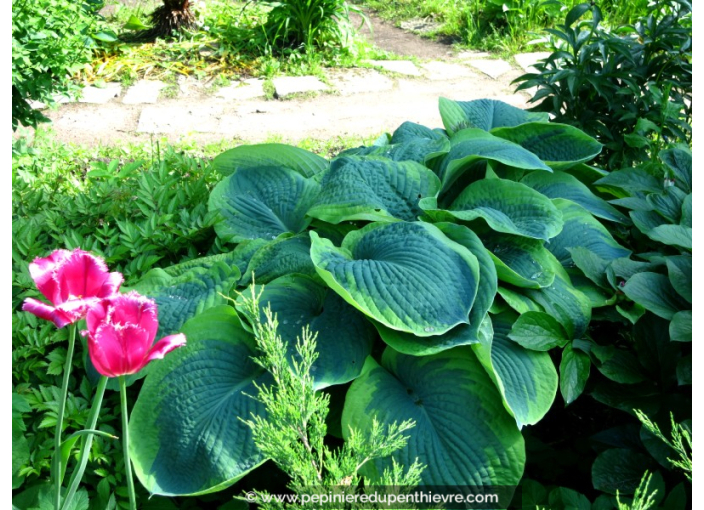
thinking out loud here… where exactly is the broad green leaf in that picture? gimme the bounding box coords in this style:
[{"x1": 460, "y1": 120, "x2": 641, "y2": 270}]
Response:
[
  {"x1": 569, "y1": 272, "x2": 616, "y2": 308},
  {"x1": 437, "y1": 129, "x2": 551, "y2": 191},
  {"x1": 431, "y1": 179, "x2": 563, "y2": 240},
  {"x1": 666, "y1": 255, "x2": 692, "y2": 303},
  {"x1": 212, "y1": 143, "x2": 328, "y2": 178},
  {"x1": 439, "y1": 97, "x2": 548, "y2": 134},
  {"x1": 681, "y1": 194, "x2": 692, "y2": 227},
  {"x1": 240, "y1": 234, "x2": 315, "y2": 285},
  {"x1": 482, "y1": 232, "x2": 556, "y2": 288},
  {"x1": 594, "y1": 168, "x2": 662, "y2": 197},
  {"x1": 391, "y1": 121, "x2": 447, "y2": 145},
  {"x1": 492, "y1": 122, "x2": 602, "y2": 170},
  {"x1": 548, "y1": 199, "x2": 631, "y2": 267},
  {"x1": 646, "y1": 224, "x2": 692, "y2": 250},
  {"x1": 630, "y1": 210, "x2": 667, "y2": 234},
  {"x1": 622, "y1": 272, "x2": 687, "y2": 320},
  {"x1": 375, "y1": 223, "x2": 496, "y2": 355},
  {"x1": 497, "y1": 286, "x2": 542, "y2": 314},
  {"x1": 569, "y1": 247, "x2": 610, "y2": 288},
  {"x1": 592, "y1": 449, "x2": 656, "y2": 495},
  {"x1": 339, "y1": 139, "x2": 450, "y2": 165},
  {"x1": 606, "y1": 257, "x2": 661, "y2": 289},
  {"x1": 508, "y1": 311, "x2": 569, "y2": 351},
  {"x1": 559, "y1": 342, "x2": 590, "y2": 404},
  {"x1": 560, "y1": 163, "x2": 609, "y2": 186},
  {"x1": 123, "y1": 15, "x2": 149, "y2": 31},
  {"x1": 134, "y1": 262, "x2": 241, "y2": 337},
  {"x1": 310, "y1": 222, "x2": 479, "y2": 336},
  {"x1": 474, "y1": 313, "x2": 558, "y2": 427},
  {"x1": 520, "y1": 171, "x2": 628, "y2": 223},
  {"x1": 159, "y1": 250, "x2": 250, "y2": 279},
  {"x1": 307, "y1": 156, "x2": 440, "y2": 223},
  {"x1": 591, "y1": 344, "x2": 646, "y2": 384},
  {"x1": 342, "y1": 348, "x2": 525, "y2": 491},
  {"x1": 129, "y1": 307, "x2": 269, "y2": 496},
  {"x1": 660, "y1": 146, "x2": 692, "y2": 193},
  {"x1": 209, "y1": 167, "x2": 320, "y2": 243},
  {"x1": 237, "y1": 275, "x2": 375, "y2": 389},
  {"x1": 646, "y1": 186, "x2": 687, "y2": 223},
  {"x1": 669, "y1": 310, "x2": 691, "y2": 342},
  {"x1": 524, "y1": 273, "x2": 592, "y2": 339}
]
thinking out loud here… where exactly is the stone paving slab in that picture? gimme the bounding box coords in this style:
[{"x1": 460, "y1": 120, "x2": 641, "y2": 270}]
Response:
[
  {"x1": 79, "y1": 83, "x2": 122, "y2": 104},
  {"x1": 137, "y1": 105, "x2": 224, "y2": 133},
  {"x1": 325, "y1": 69, "x2": 394, "y2": 96},
  {"x1": 456, "y1": 51, "x2": 491, "y2": 60},
  {"x1": 273, "y1": 76, "x2": 329, "y2": 98},
  {"x1": 514, "y1": 52, "x2": 551, "y2": 73},
  {"x1": 216, "y1": 79, "x2": 266, "y2": 101},
  {"x1": 467, "y1": 59, "x2": 512, "y2": 80},
  {"x1": 365, "y1": 60, "x2": 422, "y2": 76},
  {"x1": 420, "y1": 61, "x2": 476, "y2": 81},
  {"x1": 123, "y1": 80, "x2": 167, "y2": 104}
]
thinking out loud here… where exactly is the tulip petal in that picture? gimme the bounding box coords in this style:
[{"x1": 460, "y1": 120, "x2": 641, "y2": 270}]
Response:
[
  {"x1": 59, "y1": 250, "x2": 112, "y2": 302},
  {"x1": 97, "y1": 271, "x2": 124, "y2": 298},
  {"x1": 28, "y1": 249, "x2": 72, "y2": 304},
  {"x1": 145, "y1": 334, "x2": 187, "y2": 365},
  {"x1": 88, "y1": 323, "x2": 126, "y2": 377},
  {"x1": 22, "y1": 298, "x2": 69, "y2": 329}
]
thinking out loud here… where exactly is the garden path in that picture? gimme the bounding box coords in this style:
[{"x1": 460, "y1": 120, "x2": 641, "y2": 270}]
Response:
[{"x1": 37, "y1": 12, "x2": 549, "y2": 147}]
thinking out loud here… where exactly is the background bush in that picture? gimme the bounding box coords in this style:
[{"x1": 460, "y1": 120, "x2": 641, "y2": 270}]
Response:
[{"x1": 12, "y1": 0, "x2": 115, "y2": 130}]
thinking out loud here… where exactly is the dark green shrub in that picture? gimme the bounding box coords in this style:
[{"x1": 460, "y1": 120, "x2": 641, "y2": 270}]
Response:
[
  {"x1": 514, "y1": 0, "x2": 692, "y2": 169},
  {"x1": 12, "y1": 0, "x2": 115, "y2": 130}
]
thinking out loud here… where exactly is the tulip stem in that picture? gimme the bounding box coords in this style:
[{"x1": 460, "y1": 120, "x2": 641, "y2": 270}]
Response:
[
  {"x1": 53, "y1": 323, "x2": 77, "y2": 510},
  {"x1": 61, "y1": 375, "x2": 108, "y2": 510},
  {"x1": 119, "y1": 376, "x2": 137, "y2": 510}
]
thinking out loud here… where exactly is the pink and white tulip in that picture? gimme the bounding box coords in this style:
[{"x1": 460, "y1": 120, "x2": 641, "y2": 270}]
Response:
[
  {"x1": 22, "y1": 249, "x2": 124, "y2": 328},
  {"x1": 83, "y1": 292, "x2": 186, "y2": 377}
]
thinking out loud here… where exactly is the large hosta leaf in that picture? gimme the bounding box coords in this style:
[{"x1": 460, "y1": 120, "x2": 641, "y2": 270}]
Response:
[
  {"x1": 310, "y1": 222, "x2": 480, "y2": 336},
  {"x1": 342, "y1": 347, "x2": 524, "y2": 493},
  {"x1": 439, "y1": 97, "x2": 548, "y2": 134},
  {"x1": 375, "y1": 224, "x2": 496, "y2": 355},
  {"x1": 520, "y1": 171, "x2": 628, "y2": 223},
  {"x1": 481, "y1": 232, "x2": 556, "y2": 288},
  {"x1": 209, "y1": 167, "x2": 320, "y2": 243},
  {"x1": 547, "y1": 200, "x2": 631, "y2": 267},
  {"x1": 130, "y1": 307, "x2": 269, "y2": 496},
  {"x1": 307, "y1": 156, "x2": 441, "y2": 223},
  {"x1": 666, "y1": 255, "x2": 692, "y2": 303},
  {"x1": 133, "y1": 262, "x2": 241, "y2": 338},
  {"x1": 212, "y1": 143, "x2": 328, "y2": 178},
  {"x1": 660, "y1": 146, "x2": 692, "y2": 194},
  {"x1": 437, "y1": 129, "x2": 551, "y2": 191},
  {"x1": 473, "y1": 313, "x2": 558, "y2": 427},
  {"x1": 240, "y1": 234, "x2": 315, "y2": 285},
  {"x1": 237, "y1": 274, "x2": 375, "y2": 389},
  {"x1": 425, "y1": 179, "x2": 563, "y2": 240},
  {"x1": 523, "y1": 273, "x2": 592, "y2": 340},
  {"x1": 491, "y1": 122, "x2": 602, "y2": 170}
]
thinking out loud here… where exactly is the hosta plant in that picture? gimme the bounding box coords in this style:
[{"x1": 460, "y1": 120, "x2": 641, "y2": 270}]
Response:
[{"x1": 123, "y1": 98, "x2": 689, "y2": 506}]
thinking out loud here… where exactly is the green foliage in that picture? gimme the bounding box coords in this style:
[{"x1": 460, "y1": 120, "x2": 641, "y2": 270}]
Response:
[
  {"x1": 256, "y1": 0, "x2": 366, "y2": 53},
  {"x1": 514, "y1": 0, "x2": 692, "y2": 169},
  {"x1": 238, "y1": 288, "x2": 424, "y2": 508},
  {"x1": 12, "y1": 0, "x2": 115, "y2": 130}
]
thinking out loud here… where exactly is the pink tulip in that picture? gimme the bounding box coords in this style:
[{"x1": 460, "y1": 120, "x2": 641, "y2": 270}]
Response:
[
  {"x1": 22, "y1": 249, "x2": 124, "y2": 328},
  {"x1": 83, "y1": 292, "x2": 186, "y2": 377}
]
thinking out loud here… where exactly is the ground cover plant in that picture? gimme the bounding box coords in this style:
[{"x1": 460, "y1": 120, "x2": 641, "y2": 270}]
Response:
[{"x1": 12, "y1": 96, "x2": 690, "y2": 509}]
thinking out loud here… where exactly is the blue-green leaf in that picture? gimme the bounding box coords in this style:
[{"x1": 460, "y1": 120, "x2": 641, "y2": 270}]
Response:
[
  {"x1": 310, "y1": 222, "x2": 480, "y2": 336},
  {"x1": 130, "y1": 307, "x2": 269, "y2": 496},
  {"x1": 212, "y1": 143, "x2": 328, "y2": 178},
  {"x1": 342, "y1": 347, "x2": 525, "y2": 491}
]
